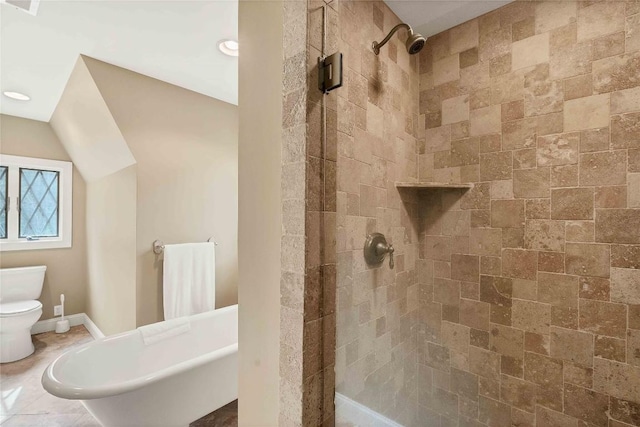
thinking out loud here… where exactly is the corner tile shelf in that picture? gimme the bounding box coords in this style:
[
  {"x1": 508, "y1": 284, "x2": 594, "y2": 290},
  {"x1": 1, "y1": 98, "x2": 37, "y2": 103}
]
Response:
[{"x1": 395, "y1": 182, "x2": 473, "y2": 190}]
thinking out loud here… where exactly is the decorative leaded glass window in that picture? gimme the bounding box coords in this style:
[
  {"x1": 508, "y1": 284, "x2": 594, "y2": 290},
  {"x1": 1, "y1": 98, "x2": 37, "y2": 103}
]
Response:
[
  {"x1": 19, "y1": 168, "x2": 60, "y2": 238},
  {"x1": 0, "y1": 155, "x2": 72, "y2": 251}
]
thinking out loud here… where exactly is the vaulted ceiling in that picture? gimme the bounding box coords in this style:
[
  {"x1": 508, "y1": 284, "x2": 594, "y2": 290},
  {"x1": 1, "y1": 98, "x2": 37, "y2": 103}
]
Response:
[{"x1": 0, "y1": 1, "x2": 237, "y2": 122}]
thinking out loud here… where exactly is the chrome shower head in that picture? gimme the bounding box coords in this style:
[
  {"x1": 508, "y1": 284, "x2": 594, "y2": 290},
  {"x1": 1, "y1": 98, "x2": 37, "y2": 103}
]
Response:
[{"x1": 372, "y1": 23, "x2": 426, "y2": 55}]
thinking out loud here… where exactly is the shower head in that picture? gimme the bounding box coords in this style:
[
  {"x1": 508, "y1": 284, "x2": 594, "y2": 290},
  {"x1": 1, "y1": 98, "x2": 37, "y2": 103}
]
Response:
[
  {"x1": 372, "y1": 23, "x2": 426, "y2": 56},
  {"x1": 406, "y1": 32, "x2": 426, "y2": 55}
]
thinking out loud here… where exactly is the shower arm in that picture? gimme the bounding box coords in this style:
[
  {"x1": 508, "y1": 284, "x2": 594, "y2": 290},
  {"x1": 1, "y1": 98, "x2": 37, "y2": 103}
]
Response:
[{"x1": 372, "y1": 23, "x2": 412, "y2": 55}]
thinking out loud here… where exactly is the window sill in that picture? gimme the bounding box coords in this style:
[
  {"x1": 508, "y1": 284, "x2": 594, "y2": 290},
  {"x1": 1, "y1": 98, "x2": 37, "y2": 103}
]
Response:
[{"x1": 0, "y1": 238, "x2": 71, "y2": 252}]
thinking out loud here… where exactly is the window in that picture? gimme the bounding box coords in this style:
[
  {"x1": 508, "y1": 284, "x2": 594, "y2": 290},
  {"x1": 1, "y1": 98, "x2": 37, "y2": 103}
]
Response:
[{"x1": 0, "y1": 155, "x2": 72, "y2": 251}]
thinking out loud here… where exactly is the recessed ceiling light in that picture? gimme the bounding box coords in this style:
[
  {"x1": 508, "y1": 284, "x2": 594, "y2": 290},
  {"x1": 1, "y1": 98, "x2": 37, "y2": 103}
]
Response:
[
  {"x1": 218, "y1": 39, "x2": 239, "y2": 57},
  {"x1": 3, "y1": 91, "x2": 30, "y2": 101}
]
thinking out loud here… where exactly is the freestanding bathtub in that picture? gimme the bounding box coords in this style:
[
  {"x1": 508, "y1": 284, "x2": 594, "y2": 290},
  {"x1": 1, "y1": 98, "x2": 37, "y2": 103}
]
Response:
[{"x1": 42, "y1": 305, "x2": 237, "y2": 427}]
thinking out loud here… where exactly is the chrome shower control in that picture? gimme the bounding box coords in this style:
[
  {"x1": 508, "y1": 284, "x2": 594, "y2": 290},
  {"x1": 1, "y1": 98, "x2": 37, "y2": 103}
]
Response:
[{"x1": 364, "y1": 233, "x2": 395, "y2": 269}]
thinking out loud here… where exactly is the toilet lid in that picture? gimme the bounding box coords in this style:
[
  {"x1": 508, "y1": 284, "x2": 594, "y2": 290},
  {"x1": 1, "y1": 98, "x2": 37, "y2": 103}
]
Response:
[{"x1": 0, "y1": 300, "x2": 42, "y2": 316}]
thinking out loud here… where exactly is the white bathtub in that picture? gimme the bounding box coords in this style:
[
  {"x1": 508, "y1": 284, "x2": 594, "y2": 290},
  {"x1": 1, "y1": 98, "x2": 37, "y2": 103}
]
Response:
[{"x1": 42, "y1": 305, "x2": 238, "y2": 427}]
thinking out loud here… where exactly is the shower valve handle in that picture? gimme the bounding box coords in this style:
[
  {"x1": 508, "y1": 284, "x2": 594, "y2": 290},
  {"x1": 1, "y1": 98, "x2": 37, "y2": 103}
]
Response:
[
  {"x1": 376, "y1": 242, "x2": 394, "y2": 269},
  {"x1": 364, "y1": 233, "x2": 395, "y2": 269},
  {"x1": 387, "y1": 244, "x2": 395, "y2": 269}
]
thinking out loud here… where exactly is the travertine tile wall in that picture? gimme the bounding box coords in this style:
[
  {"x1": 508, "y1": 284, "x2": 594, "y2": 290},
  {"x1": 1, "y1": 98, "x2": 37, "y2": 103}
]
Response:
[
  {"x1": 280, "y1": 0, "x2": 309, "y2": 424},
  {"x1": 334, "y1": 1, "x2": 422, "y2": 425},
  {"x1": 301, "y1": 0, "x2": 339, "y2": 424},
  {"x1": 415, "y1": 1, "x2": 640, "y2": 426},
  {"x1": 281, "y1": 0, "x2": 339, "y2": 424}
]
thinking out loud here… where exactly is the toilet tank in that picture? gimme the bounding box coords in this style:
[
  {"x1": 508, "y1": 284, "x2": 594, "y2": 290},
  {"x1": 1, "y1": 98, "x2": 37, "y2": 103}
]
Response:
[{"x1": 0, "y1": 266, "x2": 47, "y2": 303}]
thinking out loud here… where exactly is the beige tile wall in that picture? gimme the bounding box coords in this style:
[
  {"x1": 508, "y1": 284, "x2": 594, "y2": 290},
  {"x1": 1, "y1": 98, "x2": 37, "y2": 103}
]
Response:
[
  {"x1": 302, "y1": 0, "x2": 339, "y2": 425},
  {"x1": 280, "y1": 0, "x2": 309, "y2": 424},
  {"x1": 290, "y1": 0, "x2": 639, "y2": 425},
  {"x1": 334, "y1": 1, "x2": 422, "y2": 425},
  {"x1": 415, "y1": 1, "x2": 640, "y2": 426},
  {"x1": 281, "y1": 0, "x2": 339, "y2": 424}
]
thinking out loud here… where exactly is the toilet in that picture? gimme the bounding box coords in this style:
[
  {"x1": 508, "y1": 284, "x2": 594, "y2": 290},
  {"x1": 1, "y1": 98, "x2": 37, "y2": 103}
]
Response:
[{"x1": 0, "y1": 266, "x2": 46, "y2": 363}]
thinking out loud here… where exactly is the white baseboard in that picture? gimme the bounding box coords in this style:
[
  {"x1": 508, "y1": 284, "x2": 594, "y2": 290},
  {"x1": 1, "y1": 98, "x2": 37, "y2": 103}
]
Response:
[
  {"x1": 31, "y1": 313, "x2": 85, "y2": 335},
  {"x1": 82, "y1": 314, "x2": 105, "y2": 339},
  {"x1": 335, "y1": 393, "x2": 403, "y2": 427},
  {"x1": 31, "y1": 313, "x2": 104, "y2": 339}
]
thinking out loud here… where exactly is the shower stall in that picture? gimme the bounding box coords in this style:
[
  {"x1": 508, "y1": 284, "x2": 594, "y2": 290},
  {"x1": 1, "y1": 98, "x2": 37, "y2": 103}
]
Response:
[{"x1": 324, "y1": 1, "x2": 640, "y2": 426}]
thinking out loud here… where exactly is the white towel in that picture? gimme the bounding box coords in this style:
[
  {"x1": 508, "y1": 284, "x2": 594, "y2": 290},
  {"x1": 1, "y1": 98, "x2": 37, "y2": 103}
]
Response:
[
  {"x1": 162, "y1": 242, "x2": 215, "y2": 320},
  {"x1": 139, "y1": 317, "x2": 191, "y2": 345}
]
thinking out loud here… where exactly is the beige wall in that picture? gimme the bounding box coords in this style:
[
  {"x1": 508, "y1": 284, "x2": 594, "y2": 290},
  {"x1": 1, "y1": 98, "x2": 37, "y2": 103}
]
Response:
[
  {"x1": 0, "y1": 114, "x2": 88, "y2": 321},
  {"x1": 85, "y1": 166, "x2": 137, "y2": 335},
  {"x1": 49, "y1": 57, "x2": 135, "y2": 183},
  {"x1": 238, "y1": 1, "x2": 283, "y2": 424},
  {"x1": 51, "y1": 60, "x2": 138, "y2": 335},
  {"x1": 82, "y1": 56, "x2": 239, "y2": 327}
]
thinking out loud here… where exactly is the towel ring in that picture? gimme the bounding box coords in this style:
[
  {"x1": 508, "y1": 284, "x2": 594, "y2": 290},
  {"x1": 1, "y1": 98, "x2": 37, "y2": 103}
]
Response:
[{"x1": 153, "y1": 238, "x2": 217, "y2": 255}]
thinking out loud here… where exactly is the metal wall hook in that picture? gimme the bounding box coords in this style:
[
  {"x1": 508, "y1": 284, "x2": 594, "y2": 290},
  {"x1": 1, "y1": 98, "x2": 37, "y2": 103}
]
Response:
[
  {"x1": 153, "y1": 237, "x2": 217, "y2": 255},
  {"x1": 364, "y1": 233, "x2": 394, "y2": 269}
]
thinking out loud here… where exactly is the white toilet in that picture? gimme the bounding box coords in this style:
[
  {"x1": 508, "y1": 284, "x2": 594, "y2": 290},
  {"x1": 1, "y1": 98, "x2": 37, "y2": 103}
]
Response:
[{"x1": 0, "y1": 266, "x2": 46, "y2": 363}]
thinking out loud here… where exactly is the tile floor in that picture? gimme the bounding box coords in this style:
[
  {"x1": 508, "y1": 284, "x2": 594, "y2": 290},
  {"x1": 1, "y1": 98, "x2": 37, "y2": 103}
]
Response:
[
  {"x1": 191, "y1": 401, "x2": 237, "y2": 427},
  {"x1": 0, "y1": 326, "x2": 96, "y2": 426},
  {"x1": 0, "y1": 326, "x2": 237, "y2": 427}
]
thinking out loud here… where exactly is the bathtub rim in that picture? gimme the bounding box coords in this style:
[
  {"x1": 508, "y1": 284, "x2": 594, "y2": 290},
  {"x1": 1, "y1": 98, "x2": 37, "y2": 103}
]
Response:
[{"x1": 42, "y1": 305, "x2": 238, "y2": 400}]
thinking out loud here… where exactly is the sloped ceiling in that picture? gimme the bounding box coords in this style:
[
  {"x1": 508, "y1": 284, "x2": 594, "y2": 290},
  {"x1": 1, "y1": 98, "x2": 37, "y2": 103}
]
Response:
[
  {"x1": 50, "y1": 56, "x2": 135, "y2": 183},
  {"x1": 0, "y1": 0, "x2": 237, "y2": 122}
]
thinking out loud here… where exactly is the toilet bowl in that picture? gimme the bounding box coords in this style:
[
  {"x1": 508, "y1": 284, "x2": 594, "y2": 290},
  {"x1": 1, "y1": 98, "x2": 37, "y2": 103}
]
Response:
[{"x1": 0, "y1": 266, "x2": 46, "y2": 363}]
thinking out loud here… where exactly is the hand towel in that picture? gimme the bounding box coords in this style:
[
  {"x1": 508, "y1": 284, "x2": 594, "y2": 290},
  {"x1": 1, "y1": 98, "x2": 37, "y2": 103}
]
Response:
[
  {"x1": 138, "y1": 317, "x2": 191, "y2": 345},
  {"x1": 162, "y1": 242, "x2": 215, "y2": 320}
]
